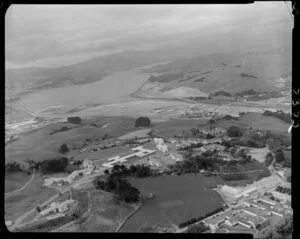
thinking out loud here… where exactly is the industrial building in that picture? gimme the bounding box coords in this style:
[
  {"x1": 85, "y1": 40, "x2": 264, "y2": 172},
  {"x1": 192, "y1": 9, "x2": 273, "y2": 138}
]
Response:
[
  {"x1": 44, "y1": 160, "x2": 95, "y2": 187},
  {"x1": 102, "y1": 146, "x2": 155, "y2": 168},
  {"x1": 271, "y1": 191, "x2": 291, "y2": 203},
  {"x1": 40, "y1": 199, "x2": 75, "y2": 216}
]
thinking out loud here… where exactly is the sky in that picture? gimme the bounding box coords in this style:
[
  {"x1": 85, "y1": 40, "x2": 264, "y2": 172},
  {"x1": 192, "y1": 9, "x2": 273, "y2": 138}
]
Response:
[{"x1": 5, "y1": 3, "x2": 293, "y2": 69}]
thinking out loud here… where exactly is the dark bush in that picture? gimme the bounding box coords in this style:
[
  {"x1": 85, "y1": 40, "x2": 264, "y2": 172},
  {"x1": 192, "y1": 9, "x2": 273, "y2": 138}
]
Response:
[
  {"x1": 135, "y1": 117, "x2": 151, "y2": 127},
  {"x1": 5, "y1": 162, "x2": 24, "y2": 173},
  {"x1": 275, "y1": 149, "x2": 285, "y2": 163},
  {"x1": 213, "y1": 91, "x2": 231, "y2": 97},
  {"x1": 187, "y1": 222, "x2": 210, "y2": 233},
  {"x1": 227, "y1": 126, "x2": 243, "y2": 137},
  {"x1": 37, "y1": 157, "x2": 69, "y2": 175},
  {"x1": 265, "y1": 152, "x2": 274, "y2": 167},
  {"x1": 59, "y1": 144, "x2": 69, "y2": 154},
  {"x1": 67, "y1": 116, "x2": 82, "y2": 125}
]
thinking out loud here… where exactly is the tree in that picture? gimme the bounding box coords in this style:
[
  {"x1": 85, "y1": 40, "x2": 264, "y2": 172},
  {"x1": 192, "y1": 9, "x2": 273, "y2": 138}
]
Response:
[
  {"x1": 265, "y1": 152, "x2": 274, "y2": 167},
  {"x1": 67, "y1": 116, "x2": 82, "y2": 125},
  {"x1": 59, "y1": 144, "x2": 69, "y2": 154},
  {"x1": 187, "y1": 222, "x2": 210, "y2": 233},
  {"x1": 135, "y1": 117, "x2": 151, "y2": 127},
  {"x1": 36, "y1": 206, "x2": 41, "y2": 213},
  {"x1": 227, "y1": 126, "x2": 242, "y2": 137},
  {"x1": 275, "y1": 149, "x2": 285, "y2": 164},
  {"x1": 104, "y1": 169, "x2": 110, "y2": 175}
]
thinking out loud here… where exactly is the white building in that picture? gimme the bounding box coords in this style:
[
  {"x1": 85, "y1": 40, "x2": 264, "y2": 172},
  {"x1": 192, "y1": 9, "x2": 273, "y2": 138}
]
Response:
[
  {"x1": 40, "y1": 199, "x2": 75, "y2": 216},
  {"x1": 271, "y1": 191, "x2": 291, "y2": 203},
  {"x1": 46, "y1": 213, "x2": 65, "y2": 220},
  {"x1": 221, "y1": 185, "x2": 241, "y2": 195}
]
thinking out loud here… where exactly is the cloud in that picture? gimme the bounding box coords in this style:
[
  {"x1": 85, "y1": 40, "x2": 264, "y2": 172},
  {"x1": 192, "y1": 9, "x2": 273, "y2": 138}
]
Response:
[{"x1": 5, "y1": 3, "x2": 291, "y2": 68}]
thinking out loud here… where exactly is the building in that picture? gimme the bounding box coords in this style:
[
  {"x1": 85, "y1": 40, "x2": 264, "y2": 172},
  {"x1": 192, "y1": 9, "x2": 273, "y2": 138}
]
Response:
[
  {"x1": 221, "y1": 185, "x2": 241, "y2": 195},
  {"x1": 204, "y1": 213, "x2": 230, "y2": 231},
  {"x1": 153, "y1": 138, "x2": 168, "y2": 153},
  {"x1": 46, "y1": 213, "x2": 65, "y2": 220},
  {"x1": 233, "y1": 187, "x2": 257, "y2": 199},
  {"x1": 103, "y1": 146, "x2": 155, "y2": 168},
  {"x1": 40, "y1": 199, "x2": 75, "y2": 216},
  {"x1": 271, "y1": 191, "x2": 291, "y2": 203}
]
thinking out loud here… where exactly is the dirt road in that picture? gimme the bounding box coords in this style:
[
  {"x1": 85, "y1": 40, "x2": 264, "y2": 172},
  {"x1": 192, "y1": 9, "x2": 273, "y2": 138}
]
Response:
[{"x1": 5, "y1": 172, "x2": 36, "y2": 196}]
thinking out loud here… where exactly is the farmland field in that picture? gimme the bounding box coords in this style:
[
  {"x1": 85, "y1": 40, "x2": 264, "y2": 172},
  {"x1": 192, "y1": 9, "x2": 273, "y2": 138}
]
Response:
[
  {"x1": 5, "y1": 172, "x2": 31, "y2": 193},
  {"x1": 118, "y1": 129, "x2": 151, "y2": 140},
  {"x1": 151, "y1": 118, "x2": 209, "y2": 138},
  {"x1": 79, "y1": 190, "x2": 135, "y2": 232},
  {"x1": 5, "y1": 174, "x2": 56, "y2": 222},
  {"x1": 5, "y1": 116, "x2": 136, "y2": 165},
  {"x1": 75, "y1": 146, "x2": 131, "y2": 162},
  {"x1": 214, "y1": 112, "x2": 290, "y2": 136}
]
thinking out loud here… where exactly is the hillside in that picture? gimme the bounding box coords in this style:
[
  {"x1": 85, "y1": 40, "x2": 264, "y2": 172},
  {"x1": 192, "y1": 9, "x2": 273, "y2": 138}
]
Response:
[
  {"x1": 136, "y1": 49, "x2": 291, "y2": 99},
  {"x1": 5, "y1": 116, "x2": 136, "y2": 167}
]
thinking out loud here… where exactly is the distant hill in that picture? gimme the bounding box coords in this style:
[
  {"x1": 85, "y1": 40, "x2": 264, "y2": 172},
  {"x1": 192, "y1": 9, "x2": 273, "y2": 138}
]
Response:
[
  {"x1": 5, "y1": 50, "x2": 180, "y2": 97},
  {"x1": 135, "y1": 49, "x2": 291, "y2": 99}
]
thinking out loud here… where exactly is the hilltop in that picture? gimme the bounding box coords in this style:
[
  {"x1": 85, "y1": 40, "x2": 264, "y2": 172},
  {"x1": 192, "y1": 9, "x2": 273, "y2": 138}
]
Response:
[{"x1": 135, "y1": 49, "x2": 291, "y2": 99}]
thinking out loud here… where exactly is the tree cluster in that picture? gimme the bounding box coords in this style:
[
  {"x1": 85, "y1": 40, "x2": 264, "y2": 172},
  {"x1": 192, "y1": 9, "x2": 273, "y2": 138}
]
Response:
[
  {"x1": 34, "y1": 157, "x2": 69, "y2": 175},
  {"x1": 263, "y1": 110, "x2": 291, "y2": 124},
  {"x1": 264, "y1": 152, "x2": 274, "y2": 167},
  {"x1": 5, "y1": 162, "x2": 24, "y2": 173},
  {"x1": 135, "y1": 117, "x2": 151, "y2": 127},
  {"x1": 67, "y1": 116, "x2": 82, "y2": 125},
  {"x1": 59, "y1": 144, "x2": 69, "y2": 154},
  {"x1": 93, "y1": 164, "x2": 153, "y2": 203},
  {"x1": 213, "y1": 91, "x2": 231, "y2": 97},
  {"x1": 93, "y1": 175, "x2": 140, "y2": 203},
  {"x1": 258, "y1": 215, "x2": 292, "y2": 239},
  {"x1": 227, "y1": 126, "x2": 243, "y2": 137},
  {"x1": 276, "y1": 186, "x2": 291, "y2": 195},
  {"x1": 178, "y1": 207, "x2": 224, "y2": 228},
  {"x1": 186, "y1": 222, "x2": 210, "y2": 233},
  {"x1": 275, "y1": 149, "x2": 285, "y2": 164}
]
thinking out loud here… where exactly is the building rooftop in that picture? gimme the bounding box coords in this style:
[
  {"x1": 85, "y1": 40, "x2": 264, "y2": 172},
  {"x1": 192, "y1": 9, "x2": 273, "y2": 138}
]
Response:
[{"x1": 204, "y1": 212, "x2": 230, "y2": 226}]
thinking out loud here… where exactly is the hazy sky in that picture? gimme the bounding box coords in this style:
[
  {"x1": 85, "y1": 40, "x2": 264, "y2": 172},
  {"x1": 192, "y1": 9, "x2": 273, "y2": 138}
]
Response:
[{"x1": 5, "y1": 3, "x2": 292, "y2": 68}]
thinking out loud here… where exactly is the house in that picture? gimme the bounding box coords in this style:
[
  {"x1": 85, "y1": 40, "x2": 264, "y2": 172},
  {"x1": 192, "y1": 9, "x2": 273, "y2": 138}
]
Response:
[
  {"x1": 40, "y1": 199, "x2": 75, "y2": 216},
  {"x1": 46, "y1": 213, "x2": 65, "y2": 220},
  {"x1": 221, "y1": 185, "x2": 241, "y2": 195},
  {"x1": 204, "y1": 213, "x2": 229, "y2": 231},
  {"x1": 271, "y1": 191, "x2": 291, "y2": 203}
]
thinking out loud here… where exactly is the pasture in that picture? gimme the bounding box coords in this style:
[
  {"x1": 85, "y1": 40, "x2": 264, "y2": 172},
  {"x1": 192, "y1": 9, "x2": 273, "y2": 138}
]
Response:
[
  {"x1": 150, "y1": 118, "x2": 209, "y2": 138},
  {"x1": 214, "y1": 112, "x2": 290, "y2": 137},
  {"x1": 5, "y1": 116, "x2": 136, "y2": 165},
  {"x1": 118, "y1": 129, "x2": 151, "y2": 140},
  {"x1": 5, "y1": 174, "x2": 56, "y2": 222},
  {"x1": 5, "y1": 172, "x2": 31, "y2": 193}
]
